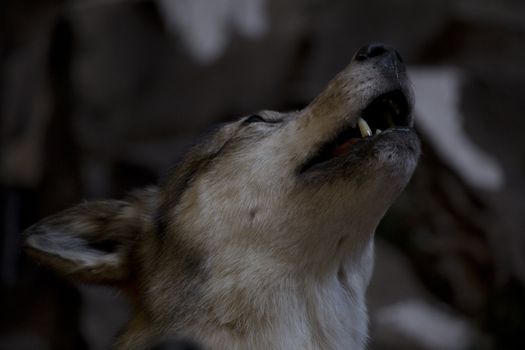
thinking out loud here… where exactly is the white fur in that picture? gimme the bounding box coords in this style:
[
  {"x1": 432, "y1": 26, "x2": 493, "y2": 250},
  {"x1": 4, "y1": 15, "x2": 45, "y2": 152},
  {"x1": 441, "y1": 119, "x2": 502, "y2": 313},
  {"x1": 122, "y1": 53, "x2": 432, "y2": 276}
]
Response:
[
  {"x1": 25, "y1": 51, "x2": 420, "y2": 350},
  {"x1": 26, "y1": 233, "x2": 120, "y2": 269}
]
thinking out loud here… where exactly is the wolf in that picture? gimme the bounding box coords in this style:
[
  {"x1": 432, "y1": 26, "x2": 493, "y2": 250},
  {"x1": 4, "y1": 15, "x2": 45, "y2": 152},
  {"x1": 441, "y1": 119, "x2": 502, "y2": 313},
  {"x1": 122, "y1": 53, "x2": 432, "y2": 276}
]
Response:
[{"x1": 23, "y1": 44, "x2": 420, "y2": 350}]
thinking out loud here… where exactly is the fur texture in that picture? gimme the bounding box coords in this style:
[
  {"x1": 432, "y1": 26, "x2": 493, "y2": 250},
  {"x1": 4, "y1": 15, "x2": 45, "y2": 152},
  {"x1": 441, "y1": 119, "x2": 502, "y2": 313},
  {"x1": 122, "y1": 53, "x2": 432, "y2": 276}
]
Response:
[{"x1": 24, "y1": 44, "x2": 420, "y2": 350}]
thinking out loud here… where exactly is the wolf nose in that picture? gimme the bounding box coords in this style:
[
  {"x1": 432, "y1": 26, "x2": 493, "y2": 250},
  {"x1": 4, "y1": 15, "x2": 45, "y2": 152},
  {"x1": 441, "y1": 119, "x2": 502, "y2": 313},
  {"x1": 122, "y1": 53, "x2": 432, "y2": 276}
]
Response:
[{"x1": 354, "y1": 43, "x2": 403, "y2": 63}]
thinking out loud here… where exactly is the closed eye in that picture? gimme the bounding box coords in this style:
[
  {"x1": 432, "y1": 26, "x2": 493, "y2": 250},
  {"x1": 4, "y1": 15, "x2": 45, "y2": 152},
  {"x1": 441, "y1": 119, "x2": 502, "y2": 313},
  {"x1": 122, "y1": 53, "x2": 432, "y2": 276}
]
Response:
[
  {"x1": 243, "y1": 115, "x2": 266, "y2": 124},
  {"x1": 242, "y1": 114, "x2": 283, "y2": 125}
]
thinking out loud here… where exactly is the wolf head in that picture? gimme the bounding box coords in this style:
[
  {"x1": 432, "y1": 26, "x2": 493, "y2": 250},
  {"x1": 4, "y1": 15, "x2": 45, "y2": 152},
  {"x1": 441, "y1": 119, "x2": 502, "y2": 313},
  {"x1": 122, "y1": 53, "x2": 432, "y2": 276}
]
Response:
[{"x1": 24, "y1": 44, "x2": 420, "y2": 349}]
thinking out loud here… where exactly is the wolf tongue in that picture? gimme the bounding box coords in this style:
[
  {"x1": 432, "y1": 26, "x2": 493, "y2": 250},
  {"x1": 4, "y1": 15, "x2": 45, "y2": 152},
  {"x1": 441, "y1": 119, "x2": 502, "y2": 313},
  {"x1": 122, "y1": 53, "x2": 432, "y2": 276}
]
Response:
[
  {"x1": 331, "y1": 118, "x2": 373, "y2": 157},
  {"x1": 332, "y1": 138, "x2": 360, "y2": 157}
]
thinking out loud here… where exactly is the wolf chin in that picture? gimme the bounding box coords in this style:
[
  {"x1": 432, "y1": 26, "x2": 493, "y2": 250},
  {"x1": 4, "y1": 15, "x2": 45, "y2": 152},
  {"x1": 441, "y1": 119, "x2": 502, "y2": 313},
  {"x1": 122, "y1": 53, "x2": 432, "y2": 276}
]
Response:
[{"x1": 24, "y1": 44, "x2": 420, "y2": 350}]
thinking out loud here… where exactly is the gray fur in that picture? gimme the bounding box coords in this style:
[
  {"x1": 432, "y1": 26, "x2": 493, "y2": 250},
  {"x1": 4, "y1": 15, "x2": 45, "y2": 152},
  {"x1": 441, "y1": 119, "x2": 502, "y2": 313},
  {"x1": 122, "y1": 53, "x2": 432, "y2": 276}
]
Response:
[{"x1": 24, "y1": 46, "x2": 420, "y2": 350}]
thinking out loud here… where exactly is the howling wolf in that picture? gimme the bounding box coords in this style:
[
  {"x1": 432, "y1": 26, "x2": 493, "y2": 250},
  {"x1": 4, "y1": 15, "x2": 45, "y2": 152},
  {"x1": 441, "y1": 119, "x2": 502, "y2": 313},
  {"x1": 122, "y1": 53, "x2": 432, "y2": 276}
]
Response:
[{"x1": 24, "y1": 44, "x2": 420, "y2": 350}]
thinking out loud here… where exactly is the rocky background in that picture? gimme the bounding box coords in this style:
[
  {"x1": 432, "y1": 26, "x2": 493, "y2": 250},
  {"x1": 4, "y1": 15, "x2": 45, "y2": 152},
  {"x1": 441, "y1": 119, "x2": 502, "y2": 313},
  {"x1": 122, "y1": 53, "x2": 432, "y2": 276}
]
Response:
[{"x1": 1, "y1": 0, "x2": 525, "y2": 349}]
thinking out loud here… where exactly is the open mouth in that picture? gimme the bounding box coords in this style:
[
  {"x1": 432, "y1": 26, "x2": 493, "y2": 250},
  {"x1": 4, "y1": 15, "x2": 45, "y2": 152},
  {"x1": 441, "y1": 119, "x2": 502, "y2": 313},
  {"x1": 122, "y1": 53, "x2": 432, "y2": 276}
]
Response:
[{"x1": 299, "y1": 90, "x2": 411, "y2": 173}]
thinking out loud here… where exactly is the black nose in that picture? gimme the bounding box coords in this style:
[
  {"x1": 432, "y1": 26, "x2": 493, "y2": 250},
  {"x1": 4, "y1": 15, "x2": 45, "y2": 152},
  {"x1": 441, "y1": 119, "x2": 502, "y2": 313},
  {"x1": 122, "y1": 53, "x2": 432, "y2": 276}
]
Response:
[{"x1": 354, "y1": 43, "x2": 403, "y2": 63}]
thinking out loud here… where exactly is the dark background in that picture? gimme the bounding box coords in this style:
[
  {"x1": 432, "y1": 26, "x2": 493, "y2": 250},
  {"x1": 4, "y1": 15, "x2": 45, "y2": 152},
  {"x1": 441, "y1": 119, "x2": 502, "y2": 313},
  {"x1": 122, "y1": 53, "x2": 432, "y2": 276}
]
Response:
[{"x1": 1, "y1": 0, "x2": 525, "y2": 349}]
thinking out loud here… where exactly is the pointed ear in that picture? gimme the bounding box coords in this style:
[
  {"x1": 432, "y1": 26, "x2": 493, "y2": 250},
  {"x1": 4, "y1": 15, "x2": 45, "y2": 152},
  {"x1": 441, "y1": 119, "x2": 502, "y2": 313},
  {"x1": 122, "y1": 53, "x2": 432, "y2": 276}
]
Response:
[{"x1": 23, "y1": 188, "x2": 158, "y2": 284}]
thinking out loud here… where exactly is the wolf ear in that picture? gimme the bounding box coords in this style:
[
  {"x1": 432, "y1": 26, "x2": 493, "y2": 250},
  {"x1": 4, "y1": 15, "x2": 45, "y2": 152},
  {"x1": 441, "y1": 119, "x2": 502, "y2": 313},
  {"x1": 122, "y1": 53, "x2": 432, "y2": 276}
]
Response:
[{"x1": 23, "y1": 188, "x2": 158, "y2": 284}]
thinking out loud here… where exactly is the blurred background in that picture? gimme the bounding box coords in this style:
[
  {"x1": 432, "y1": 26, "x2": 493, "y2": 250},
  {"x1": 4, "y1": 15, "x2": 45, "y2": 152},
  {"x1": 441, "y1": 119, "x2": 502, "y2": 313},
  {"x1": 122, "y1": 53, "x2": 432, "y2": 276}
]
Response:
[{"x1": 1, "y1": 0, "x2": 525, "y2": 349}]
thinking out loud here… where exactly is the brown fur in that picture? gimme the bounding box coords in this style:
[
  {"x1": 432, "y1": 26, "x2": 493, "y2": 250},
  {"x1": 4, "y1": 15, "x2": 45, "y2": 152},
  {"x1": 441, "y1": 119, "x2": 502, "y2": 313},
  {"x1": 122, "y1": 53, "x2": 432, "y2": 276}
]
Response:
[{"x1": 24, "y1": 45, "x2": 420, "y2": 350}]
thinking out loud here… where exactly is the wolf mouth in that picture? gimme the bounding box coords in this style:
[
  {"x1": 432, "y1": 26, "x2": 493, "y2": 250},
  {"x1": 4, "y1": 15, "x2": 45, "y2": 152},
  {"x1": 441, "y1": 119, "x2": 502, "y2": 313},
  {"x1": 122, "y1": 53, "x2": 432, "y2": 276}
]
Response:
[{"x1": 299, "y1": 89, "x2": 411, "y2": 173}]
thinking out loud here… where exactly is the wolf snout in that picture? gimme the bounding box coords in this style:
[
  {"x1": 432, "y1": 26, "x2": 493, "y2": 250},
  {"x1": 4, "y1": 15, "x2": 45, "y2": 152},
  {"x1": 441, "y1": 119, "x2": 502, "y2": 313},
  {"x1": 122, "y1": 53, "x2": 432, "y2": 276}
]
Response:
[{"x1": 354, "y1": 43, "x2": 405, "y2": 74}]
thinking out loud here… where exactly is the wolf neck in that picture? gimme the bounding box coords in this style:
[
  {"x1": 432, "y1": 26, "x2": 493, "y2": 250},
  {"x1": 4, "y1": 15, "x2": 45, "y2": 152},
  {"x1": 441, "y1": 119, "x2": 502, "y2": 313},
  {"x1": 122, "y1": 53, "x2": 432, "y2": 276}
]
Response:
[
  {"x1": 286, "y1": 238, "x2": 374, "y2": 350},
  {"x1": 202, "y1": 236, "x2": 375, "y2": 350}
]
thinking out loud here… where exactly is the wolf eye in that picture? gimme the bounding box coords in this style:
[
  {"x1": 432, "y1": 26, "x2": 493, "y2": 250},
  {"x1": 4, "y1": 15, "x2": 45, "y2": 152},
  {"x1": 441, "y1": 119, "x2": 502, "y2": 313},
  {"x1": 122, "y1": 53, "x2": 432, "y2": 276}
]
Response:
[
  {"x1": 243, "y1": 115, "x2": 266, "y2": 124},
  {"x1": 242, "y1": 114, "x2": 283, "y2": 125}
]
